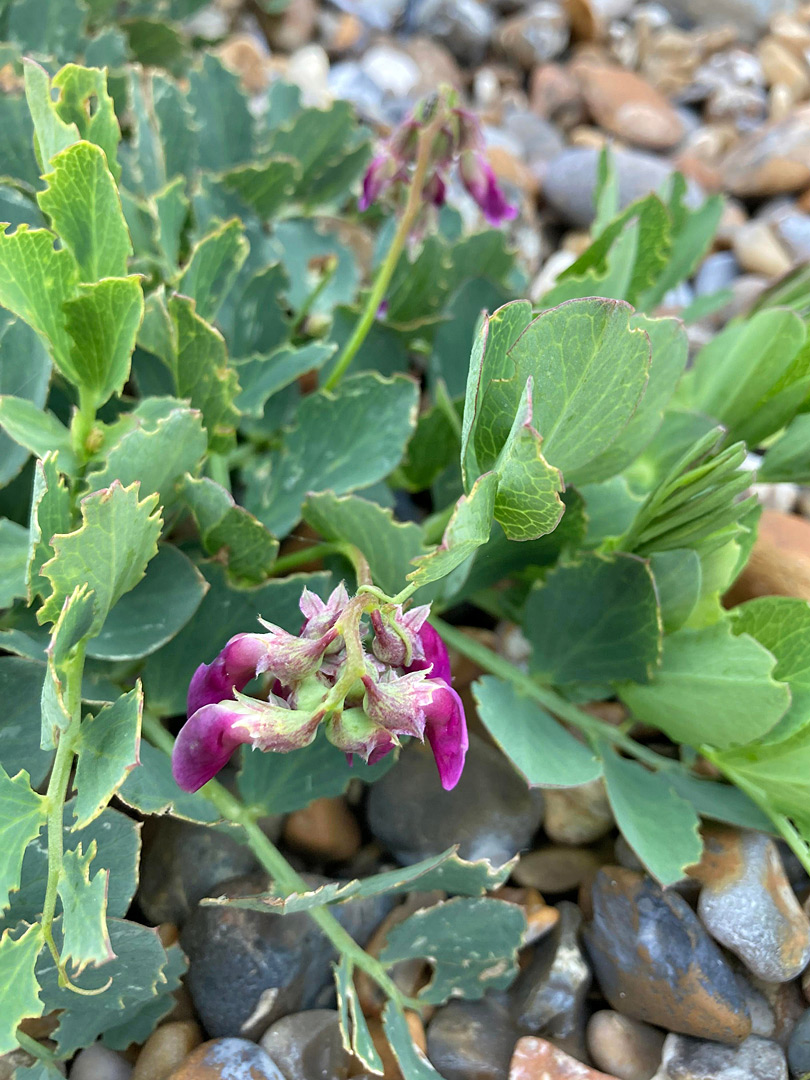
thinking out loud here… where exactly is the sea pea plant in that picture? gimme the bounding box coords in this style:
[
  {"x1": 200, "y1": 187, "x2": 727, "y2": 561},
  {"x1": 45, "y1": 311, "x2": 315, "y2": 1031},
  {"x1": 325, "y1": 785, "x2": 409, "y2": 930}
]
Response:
[{"x1": 3, "y1": 38, "x2": 810, "y2": 1080}]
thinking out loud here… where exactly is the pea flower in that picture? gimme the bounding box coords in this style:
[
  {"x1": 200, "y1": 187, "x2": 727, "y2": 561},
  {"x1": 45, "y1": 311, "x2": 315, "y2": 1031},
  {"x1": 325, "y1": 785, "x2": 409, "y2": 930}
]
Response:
[
  {"x1": 358, "y1": 96, "x2": 517, "y2": 228},
  {"x1": 172, "y1": 583, "x2": 468, "y2": 793}
]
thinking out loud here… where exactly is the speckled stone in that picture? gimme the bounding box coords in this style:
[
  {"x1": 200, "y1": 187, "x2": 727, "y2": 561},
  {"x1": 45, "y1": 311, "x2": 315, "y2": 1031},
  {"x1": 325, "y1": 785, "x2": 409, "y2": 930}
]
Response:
[
  {"x1": 259, "y1": 1010, "x2": 351, "y2": 1080},
  {"x1": 165, "y1": 1040, "x2": 284, "y2": 1080},
  {"x1": 366, "y1": 736, "x2": 544, "y2": 867},
  {"x1": 692, "y1": 828, "x2": 810, "y2": 983},
  {"x1": 426, "y1": 997, "x2": 521, "y2": 1080},
  {"x1": 655, "y1": 1033, "x2": 787, "y2": 1079},
  {"x1": 509, "y1": 902, "x2": 590, "y2": 1038},
  {"x1": 584, "y1": 868, "x2": 751, "y2": 1044},
  {"x1": 586, "y1": 1012, "x2": 664, "y2": 1080}
]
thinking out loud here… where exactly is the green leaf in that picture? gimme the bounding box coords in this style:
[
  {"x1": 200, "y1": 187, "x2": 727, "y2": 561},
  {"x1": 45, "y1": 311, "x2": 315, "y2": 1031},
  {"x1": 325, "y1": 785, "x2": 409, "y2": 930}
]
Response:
[
  {"x1": 244, "y1": 373, "x2": 418, "y2": 538},
  {"x1": 86, "y1": 402, "x2": 207, "y2": 507},
  {"x1": 227, "y1": 264, "x2": 291, "y2": 361},
  {"x1": 38, "y1": 141, "x2": 131, "y2": 282},
  {"x1": 398, "y1": 402, "x2": 460, "y2": 492},
  {"x1": 23, "y1": 59, "x2": 78, "y2": 171},
  {"x1": 0, "y1": 658, "x2": 54, "y2": 788},
  {"x1": 0, "y1": 398, "x2": 77, "y2": 475},
  {"x1": 683, "y1": 309, "x2": 808, "y2": 446},
  {"x1": 599, "y1": 742, "x2": 702, "y2": 886},
  {"x1": 86, "y1": 544, "x2": 207, "y2": 662},
  {"x1": 117, "y1": 741, "x2": 220, "y2": 824},
  {"x1": 179, "y1": 219, "x2": 249, "y2": 324},
  {"x1": 41, "y1": 584, "x2": 95, "y2": 749},
  {"x1": 168, "y1": 294, "x2": 240, "y2": 452},
  {"x1": 38, "y1": 480, "x2": 162, "y2": 635},
  {"x1": 0, "y1": 226, "x2": 77, "y2": 376},
  {"x1": 154, "y1": 177, "x2": 188, "y2": 271},
  {"x1": 235, "y1": 342, "x2": 335, "y2": 417},
  {"x1": 0, "y1": 318, "x2": 52, "y2": 486},
  {"x1": 51, "y1": 64, "x2": 121, "y2": 182},
  {"x1": 73, "y1": 687, "x2": 142, "y2": 829},
  {"x1": 222, "y1": 156, "x2": 299, "y2": 220},
  {"x1": 524, "y1": 553, "x2": 662, "y2": 686},
  {"x1": 181, "y1": 476, "x2": 279, "y2": 584},
  {"x1": 381, "y1": 897, "x2": 526, "y2": 1005},
  {"x1": 101, "y1": 941, "x2": 187, "y2": 1050},
  {"x1": 0, "y1": 923, "x2": 44, "y2": 1053},
  {"x1": 382, "y1": 1000, "x2": 442, "y2": 1080},
  {"x1": 712, "y1": 724, "x2": 810, "y2": 822},
  {"x1": 649, "y1": 548, "x2": 702, "y2": 633},
  {"x1": 335, "y1": 957, "x2": 384, "y2": 1074},
  {"x1": 408, "y1": 471, "x2": 497, "y2": 587},
  {"x1": 37, "y1": 918, "x2": 170, "y2": 1055},
  {"x1": 122, "y1": 17, "x2": 187, "y2": 75},
  {"x1": 473, "y1": 676, "x2": 602, "y2": 787},
  {"x1": 0, "y1": 765, "x2": 46, "y2": 914},
  {"x1": 188, "y1": 54, "x2": 254, "y2": 173},
  {"x1": 492, "y1": 379, "x2": 563, "y2": 541},
  {"x1": 27, "y1": 454, "x2": 72, "y2": 603},
  {"x1": 666, "y1": 772, "x2": 773, "y2": 833},
  {"x1": 237, "y1": 729, "x2": 393, "y2": 816},
  {"x1": 0, "y1": 518, "x2": 27, "y2": 609},
  {"x1": 730, "y1": 597, "x2": 810, "y2": 741},
  {"x1": 619, "y1": 620, "x2": 791, "y2": 750},
  {"x1": 760, "y1": 413, "x2": 810, "y2": 483},
  {"x1": 63, "y1": 277, "x2": 144, "y2": 406},
  {"x1": 303, "y1": 492, "x2": 427, "y2": 597},
  {"x1": 213, "y1": 847, "x2": 515, "y2": 914},
  {"x1": 57, "y1": 842, "x2": 114, "y2": 974},
  {"x1": 142, "y1": 566, "x2": 330, "y2": 717}
]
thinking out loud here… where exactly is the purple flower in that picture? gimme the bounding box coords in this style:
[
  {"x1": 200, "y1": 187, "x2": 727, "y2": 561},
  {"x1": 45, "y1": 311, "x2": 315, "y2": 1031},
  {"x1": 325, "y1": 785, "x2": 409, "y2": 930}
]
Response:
[
  {"x1": 359, "y1": 155, "x2": 398, "y2": 212},
  {"x1": 187, "y1": 633, "x2": 268, "y2": 717},
  {"x1": 424, "y1": 685, "x2": 468, "y2": 791},
  {"x1": 458, "y1": 151, "x2": 518, "y2": 228},
  {"x1": 407, "y1": 621, "x2": 453, "y2": 685},
  {"x1": 325, "y1": 706, "x2": 399, "y2": 763}
]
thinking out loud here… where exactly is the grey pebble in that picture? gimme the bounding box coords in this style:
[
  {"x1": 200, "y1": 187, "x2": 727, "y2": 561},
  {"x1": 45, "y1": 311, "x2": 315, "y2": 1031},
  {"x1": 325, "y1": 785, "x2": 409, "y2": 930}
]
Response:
[
  {"x1": 426, "y1": 996, "x2": 520, "y2": 1080},
  {"x1": 656, "y1": 1032, "x2": 787, "y2": 1079},
  {"x1": 259, "y1": 1010, "x2": 351, "y2": 1080}
]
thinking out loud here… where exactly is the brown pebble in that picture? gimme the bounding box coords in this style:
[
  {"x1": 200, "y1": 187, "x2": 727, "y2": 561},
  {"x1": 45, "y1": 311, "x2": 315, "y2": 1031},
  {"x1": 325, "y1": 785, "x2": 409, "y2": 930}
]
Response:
[
  {"x1": 514, "y1": 846, "x2": 601, "y2": 894},
  {"x1": 573, "y1": 60, "x2": 685, "y2": 150},
  {"x1": 492, "y1": 885, "x2": 561, "y2": 944},
  {"x1": 133, "y1": 1023, "x2": 203, "y2": 1080},
  {"x1": 363, "y1": 1013, "x2": 427, "y2": 1080},
  {"x1": 586, "y1": 1011, "x2": 664, "y2": 1080},
  {"x1": 217, "y1": 35, "x2": 271, "y2": 94},
  {"x1": 510, "y1": 1036, "x2": 619, "y2": 1078},
  {"x1": 725, "y1": 510, "x2": 810, "y2": 605},
  {"x1": 544, "y1": 779, "x2": 614, "y2": 846},
  {"x1": 283, "y1": 796, "x2": 362, "y2": 861},
  {"x1": 529, "y1": 63, "x2": 586, "y2": 128},
  {"x1": 166, "y1": 1039, "x2": 281, "y2": 1080}
]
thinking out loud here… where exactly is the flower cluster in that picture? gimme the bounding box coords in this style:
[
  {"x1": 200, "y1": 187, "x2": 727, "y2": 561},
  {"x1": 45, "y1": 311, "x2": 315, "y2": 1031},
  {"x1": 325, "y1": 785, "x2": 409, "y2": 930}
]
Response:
[
  {"x1": 359, "y1": 96, "x2": 518, "y2": 229},
  {"x1": 172, "y1": 584, "x2": 468, "y2": 794}
]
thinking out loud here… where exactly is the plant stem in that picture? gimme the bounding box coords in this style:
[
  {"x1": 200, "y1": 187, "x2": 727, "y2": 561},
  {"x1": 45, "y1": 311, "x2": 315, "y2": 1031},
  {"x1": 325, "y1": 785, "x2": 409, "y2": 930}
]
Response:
[
  {"x1": 323, "y1": 115, "x2": 445, "y2": 391},
  {"x1": 431, "y1": 617, "x2": 679, "y2": 774},
  {"x1": 140, "y1": 712, "x2": 410, "y2": 1008},
  {"x1": 71, "y1": 388, "x2": 97, "y2": 463},
  {"x1": 16, "y1": 1031, "x2": 57, "y2": 1061},
  {"x1": 269, "y1": 541, "x2": 370, "y2": 586},
  {"x1": 208, "y1": 453, "x2": 231, "y2": 493}
]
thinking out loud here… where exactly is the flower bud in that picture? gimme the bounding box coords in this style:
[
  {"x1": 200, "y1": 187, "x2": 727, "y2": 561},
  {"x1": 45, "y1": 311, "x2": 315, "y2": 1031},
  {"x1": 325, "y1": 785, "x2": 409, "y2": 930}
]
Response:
[
  {"x1": 361, "y1": 670, "x2": 435, "y2": 739},
  {"x1": 407, "y1": 620, "x2": 452, "y2": 684},
  {"x1": 255, "y1": 621, "x2": 339, "y2": 684},
  {"x1": 299, "y1": 583, "x2": 349, "y2": 639},
  {"x1": 231, "y1": 692, "x2": 321, "y2": 753},
  {"x1": 324, "y1": 706, "x2": 398, "y2": 764},
  {"x1": 359, "y1": 154, "x2": 399, "y2": 211}
]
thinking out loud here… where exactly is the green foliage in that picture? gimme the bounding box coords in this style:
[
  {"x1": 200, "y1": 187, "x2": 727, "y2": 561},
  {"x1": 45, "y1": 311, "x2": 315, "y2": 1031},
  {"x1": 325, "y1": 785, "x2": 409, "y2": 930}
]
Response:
[
  {"x1": 73, "y1": 687, "x2": 142, "y2": 828},
  {"x1": 0, "y1": 922, "x2": 44, "y2": 1053},
  {"x1": 0, "y1": 765, "x2": 46, "y2": 913}
]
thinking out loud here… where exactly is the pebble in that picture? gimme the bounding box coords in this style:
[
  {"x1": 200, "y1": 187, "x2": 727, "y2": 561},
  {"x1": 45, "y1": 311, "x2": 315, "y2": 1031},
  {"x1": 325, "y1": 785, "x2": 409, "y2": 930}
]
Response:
[
  {"x1": 366, "y1": 736, "x2": 544, "y2": 867},
  {"x1": 693, "y1": 251, "x2": 739, "y2": 297},
  {"x1": 567, "y1": 0, "x2": 638, "y2": 40},
  {"x1": 787, "y1": 1007, "x2": 810, "y2": 1078},
  {"x1": 496, "y1": 3, "x2": 571, "y2": 68},
  {"x1": 411, "y1": 0, "x2": 496, "y2": 65},
  {"x1": 360, "y1": 43, "x2": 421, "y2": 99},
  {"x1": 283, "y1": 796, "x2": 362, "y2": 862},
  {"x1": 218, "y1": 35, "x2": 271, "y2": 95},
  {"x1": 543, "y1": 781, "x2": 614, "y2": 846},
  {"x1": 752, "y1": 976, "x2": 805, "y2": 1046},
  {"x1": 543, "y1": 146, "x2": 692, "y2": 226},
  {"x1": 586, "y1": 1012, "x2": 664, "y2": 1080},
  {"x1": 584, "y1": 867, "x2": 752, "y2": 1044},
  {"x1": 509, "y1": 1036, "x2": 619, "y2": 1079},
  {"x1": 774, "y1": 211, "x2": 810, "y2": 261},
  {"x1": 758, "y1": 36, "x2": 810, "y2": 98},
  {"x1": 286, "y1": 45, "x2": 331, "y2": 107},
  {"x1": 722, "y1": 107, "x2": 810, "y2": 196},
  {"x1": 259, "y1": 0, "x2": 317, "y2": 53},
  {"x1": 70, "y1": 1045, "x2": 132, "y2": 1080},
  {"x1": 656, "y1": 0, "x2": 796, "y2": 43},
  {"x1": 732, "y1": 221, "x2": 793, "y2": 278},
  {"x1": 330, "y1": 0, "x2": 407, "y2": 32},
  {"x1": 509, "y1": 901, "x2": 591, "y2": 1037},
  {"x1": 514, "y1": 847, "x2": 601, "y2": 894},
  {"x1": 132, "y1": 1023, "x2": 203, "y2": 1080},
  {"x1": 574, "y1": 60, "x2": 686, "y2": 150},
  {"x1": 530, "y1": 63, "x2": 587, "y2": 128},
  {"x1": 725, "y1": 510, "x2": 810, "y2": 605},
  {"x1": 426, "y1": 997, "x2": 522, "y2": 1080},
  {"x1": 166, "y1": 1040, "x2": 284, "y2": 1080},
  {"x1": 259, "y1": 1010, "x2": 351, "y2": 1080},
  {"x1": 655, "y1": 1033, "x2": 787, "y2": 1079},
  {"x1": 137, "y1": 818, "x2": 260, "y2": 927},
  {"x1": 181, "y1": 872, "x2": 391, "y2": 1038}
]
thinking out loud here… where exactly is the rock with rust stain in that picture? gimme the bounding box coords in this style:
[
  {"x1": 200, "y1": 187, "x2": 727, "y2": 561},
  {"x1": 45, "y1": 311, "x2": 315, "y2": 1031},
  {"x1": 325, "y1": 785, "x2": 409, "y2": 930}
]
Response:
[
  {"x1": 691, "y1": 827, "x2": 810, "y2": 983},
  {"x1": 655, "y1": 1032, "x2": 787, "y2": 1079},
  {"x1": 583, "y1": 868, "x2": 752, "y2": 1044},
  {"x1": 509, "y1": 1036, "x2": 619, "y2": 1078},
  {"x1": 165, "y1": 1040, "x2": 284, "y2": 1080}
]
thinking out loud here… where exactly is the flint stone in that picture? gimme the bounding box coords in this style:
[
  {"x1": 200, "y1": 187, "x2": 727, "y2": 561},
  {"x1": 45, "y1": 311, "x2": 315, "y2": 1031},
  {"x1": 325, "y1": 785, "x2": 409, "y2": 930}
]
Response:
[
  {"x1": 410, "y1": 0, "x2": 495, "y2": 65},
  {"x1": 655, "y1": 1033, "x2": 787, "y2": 1079},
  {"x1": 366, "y1": 736, "x2": 544, "y2": 867},
  {"x1": 426, "y1": 996, "x2": 521, "y2": 1080},
  {"x1": 584, "y1": 867, "x2": 752, "y2": 1044},
  {"x1": 787, "y1": 1007, "x2": 810, "y2": 1078},
  {"x1": 259, "y1": 1010, "x2": 351, "y2": 1080}
]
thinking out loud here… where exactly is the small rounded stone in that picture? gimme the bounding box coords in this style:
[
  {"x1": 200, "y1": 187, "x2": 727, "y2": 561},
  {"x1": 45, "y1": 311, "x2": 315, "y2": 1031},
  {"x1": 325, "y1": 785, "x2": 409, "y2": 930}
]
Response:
[
  {"x1": 165, "y1": 1039, "x2": 284, "y2": 1080},
  {"x1": 543, "y1": 781, "x2": 614, "y2": 846},
  {"x1": 586, "y1": 1011, "x2": 664, "y2": 1080},
  {"x1": 513, "y1": 846, "x2": 601, "y2": 894},
  {"x1": 70, "y1": 1046, "x2": 132, "y2": 1080},
  {"x1": 283, "y1": 797, "x2": 362, "y2": 862},
  {"x1": 787, "y1": 1007, "x2": 810, "y2": 1078},
  {"x1": 259, "y1": 1010, "x2": 351, "y2": 1080},
  {"x1": 132, "y1": 1022, "x2": 203, "y2": 1080}
]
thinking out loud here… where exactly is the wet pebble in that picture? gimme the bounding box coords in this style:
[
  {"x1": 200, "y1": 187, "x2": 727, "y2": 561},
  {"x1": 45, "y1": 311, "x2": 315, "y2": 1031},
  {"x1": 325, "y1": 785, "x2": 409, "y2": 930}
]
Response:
[
  {"x1": 181, "y1": 872, "x2": 391, "y2": 1038},
  {"x1": 132, "y1": 1022, "x2": 203, "y2": 1080},
  {"x1": 584, "y1": 867, "x2": 752, "y2": 1043},
  {"x1": 586, "y1": 1012, "x2": 664, "y2": 1080},
  {"x1": 543, "y1": 780, "x2": 614, "y2": 846},
  {"x1": 509, "y1": 901, "x2": 591, "y2": 1038},
  {"x1": 426, "y1": 996, "x2": 521, "y2": 1080},
  {"x1": 655, "y1": 1033, "x2": 787, "y2": 1079},
  {"x1": 366, "y1": 736, "x2": 544, "y2": 867},
  {"x1": 787, "y1": 1007, "x2": 810, "y2": 1078},
  {"x1": 693, "y1": 828, "x2": 810, "y2": 983},
  {"x1": 259, "y1": 1010, "x2": 351, "y2": 1080},
  {"x1": 166, "y1": 1039, "x2": 284, "y2": 1080}
]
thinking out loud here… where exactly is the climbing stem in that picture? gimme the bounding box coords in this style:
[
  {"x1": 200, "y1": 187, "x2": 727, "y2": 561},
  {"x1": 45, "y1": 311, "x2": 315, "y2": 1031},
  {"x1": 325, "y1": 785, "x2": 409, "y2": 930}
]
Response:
[
  {"x1": 323, "y1": 110, "x2": 446, "y2": 391},
  {"x1": 141, "y1": 712, "x2": 413, "y2": 1009},
  {"x1": 269, "y1": 541, "x2": 370, "y2": 585}
]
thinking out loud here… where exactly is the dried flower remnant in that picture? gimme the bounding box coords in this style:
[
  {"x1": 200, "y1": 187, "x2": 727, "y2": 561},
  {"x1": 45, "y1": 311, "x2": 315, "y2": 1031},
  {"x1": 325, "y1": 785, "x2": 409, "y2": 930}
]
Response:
[{"x1": 172, "y1": 583, "x2": 468, "y2": 793}]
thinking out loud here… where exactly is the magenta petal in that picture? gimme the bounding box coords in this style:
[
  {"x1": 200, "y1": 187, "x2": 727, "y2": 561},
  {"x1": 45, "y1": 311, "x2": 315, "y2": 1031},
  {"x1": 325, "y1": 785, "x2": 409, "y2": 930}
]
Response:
[
  {"x1": 409, "y1": 622, "x2": 452, "y2": 684},
  {"x1": 186, "y1": 634, "x2": 267, "y2": 717},
  {"x1": 459, "y1": 152, "x2": 518, "y2": 227},
  {"x1": 359, "y1": 155, "x2": 389, "y2": 212},
  {"x1": 171, "y1": 704, "x2": 253, "y2": 792},
  {"x1": 424, "y1": 685, "x2": 468, "y2": 791}
]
